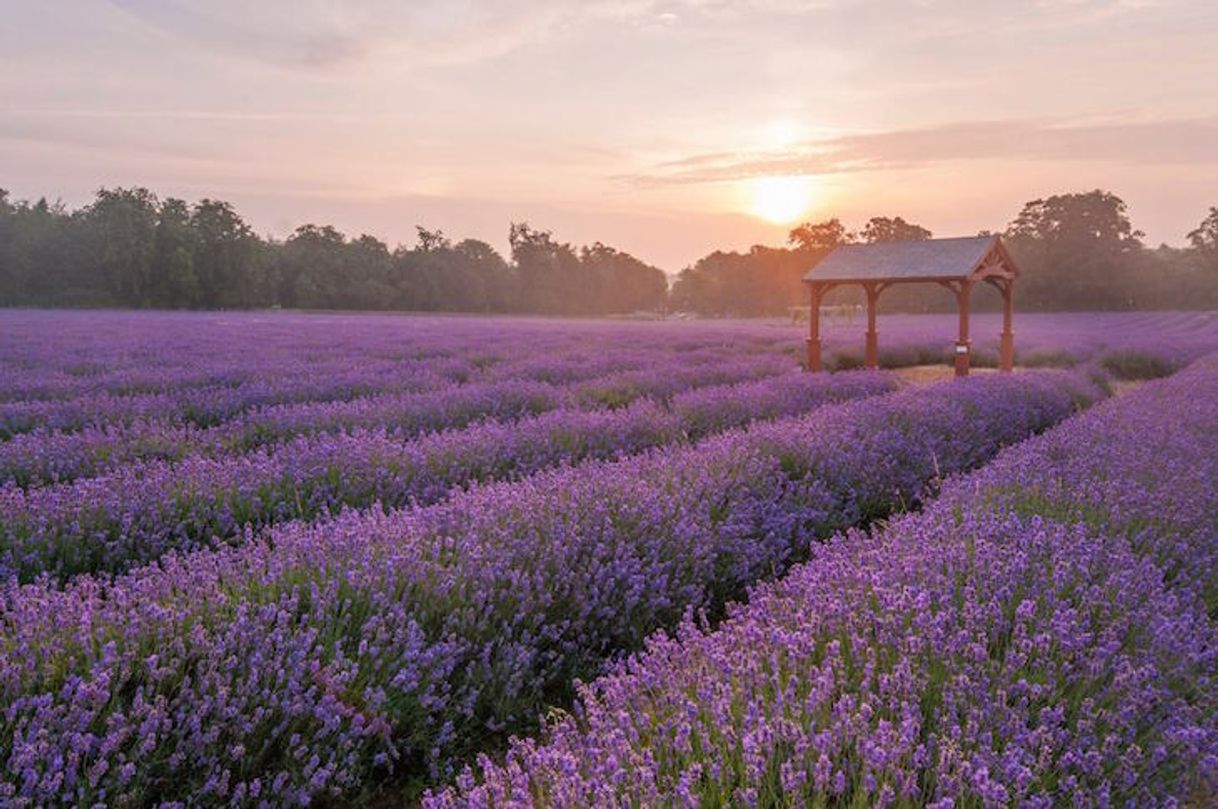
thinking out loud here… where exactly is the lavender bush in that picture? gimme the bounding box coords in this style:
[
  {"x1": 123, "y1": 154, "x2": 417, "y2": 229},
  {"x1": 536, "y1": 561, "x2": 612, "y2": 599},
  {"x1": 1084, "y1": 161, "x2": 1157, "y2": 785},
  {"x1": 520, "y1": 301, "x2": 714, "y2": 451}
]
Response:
[
  {"x1": 0, "y1": 372, "x2": 893, "y2": 582},
  {"x1": 0, "y1": 372, "x2": 1096, "y2": 805},
  {"x1": 0, "y1": 351, "x2": 798, "y2": 485},
  {"x1": 430, "y1": 358, "x2": 1218, "y2": 808}
]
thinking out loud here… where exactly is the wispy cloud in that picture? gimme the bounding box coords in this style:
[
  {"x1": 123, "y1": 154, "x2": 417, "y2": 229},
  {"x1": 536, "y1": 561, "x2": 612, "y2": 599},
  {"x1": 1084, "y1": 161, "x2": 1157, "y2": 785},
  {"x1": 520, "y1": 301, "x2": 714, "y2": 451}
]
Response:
[
  {"x1": 100, "y1": 0, "x2": 692, "y2": 71},
  {"x1": 104, "y1": 0, "x2": 387, "y2": 68},
  {"x1": 624, "y1": 117, "x2": 1218, "y2": 186}
]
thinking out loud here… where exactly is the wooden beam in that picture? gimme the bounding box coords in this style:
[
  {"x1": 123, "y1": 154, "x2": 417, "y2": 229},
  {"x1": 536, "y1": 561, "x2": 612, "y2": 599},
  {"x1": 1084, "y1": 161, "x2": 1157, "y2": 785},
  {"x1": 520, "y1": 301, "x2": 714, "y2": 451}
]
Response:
[
  {"x1": 1000, "y1": 279, "x2": 1015, "y2": 372},
  {"x1": 806, "y1": 283, "x2": 824, "y2": 372},
  {"x1": 864, "y1": 282, "x2": 880, "y2": 369},
  {"x1": 955, "y1": 279, "x2": 973, "y2": 377}
]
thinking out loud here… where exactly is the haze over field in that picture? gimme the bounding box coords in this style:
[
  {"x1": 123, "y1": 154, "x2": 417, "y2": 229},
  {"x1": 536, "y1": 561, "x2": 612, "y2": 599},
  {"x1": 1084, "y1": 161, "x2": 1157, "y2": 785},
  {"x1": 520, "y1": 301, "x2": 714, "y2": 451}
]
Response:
[{"x1": 4, "y1": 0, "x2": 1218, "y2": 268}]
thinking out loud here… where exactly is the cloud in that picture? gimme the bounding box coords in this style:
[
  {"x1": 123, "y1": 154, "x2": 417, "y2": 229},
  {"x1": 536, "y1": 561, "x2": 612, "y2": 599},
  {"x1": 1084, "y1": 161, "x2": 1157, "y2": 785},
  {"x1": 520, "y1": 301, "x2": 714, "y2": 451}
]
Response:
[
  {"x1": 624, "y1": 117, "x2": 1218, "y2": 185},
  {"x1": 104, "y1": 0, "x2": 380, "y2": 68},
  {"x1": 100, "y1": 0, "x2": 689, "y2": 71}
]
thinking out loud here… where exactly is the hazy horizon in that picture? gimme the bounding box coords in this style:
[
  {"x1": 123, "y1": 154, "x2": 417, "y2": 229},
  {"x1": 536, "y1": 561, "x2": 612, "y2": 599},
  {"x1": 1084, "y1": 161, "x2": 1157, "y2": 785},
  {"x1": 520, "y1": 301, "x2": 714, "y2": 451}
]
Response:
[{"x1": 4, "y1": 0, "x2": 1218, "y2": 270}]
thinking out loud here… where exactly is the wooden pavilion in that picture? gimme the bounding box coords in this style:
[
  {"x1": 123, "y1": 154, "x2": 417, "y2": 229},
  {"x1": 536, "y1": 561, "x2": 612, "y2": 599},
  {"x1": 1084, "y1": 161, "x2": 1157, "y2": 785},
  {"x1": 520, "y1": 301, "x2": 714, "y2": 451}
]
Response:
[{"x1": 801, "y1": 234, "x2": 1020, "y2": 376}]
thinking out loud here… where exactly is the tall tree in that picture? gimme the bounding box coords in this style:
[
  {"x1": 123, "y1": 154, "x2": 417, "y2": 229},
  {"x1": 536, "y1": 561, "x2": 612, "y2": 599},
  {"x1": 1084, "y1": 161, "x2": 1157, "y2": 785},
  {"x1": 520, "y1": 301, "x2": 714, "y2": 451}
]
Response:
[
  {"x1": 1005, "y1": 190, "x2": 1145, "y2": 309},
  {"x1": 1187, "y1": 207, "x2": 1218, "y2": 272},
  {"x1": 671, "y1": 245, "x2": 807, "y2": 316},
  {"x1": 1007, "y1": 190, "x2": 1143, "y2": 253},
  {"x1": 414, "y1": 226, "x2": 451, "y2": 253},
  {"x1": 1, "y1": 197, "x2": 88, "y2": 305},
  {"x1": 84, "y1": 187, "x2": 160, "y2": 305},
  {"x1": 578, "y1": 242, "x2": 668, "y2": 314},
  {"x1": 0, "y1": 190, "x2": 14, "y2": 303},
  {"x1": 860, "y1": 216, "x2": 932, "y2": 243},
  {"x1": 277, "y1": 224, "x2": 348, "y2": 309},
  {"x1": 191, "y1": 199, "x2": 261, "y2": 308},
  {"x1": 150, "y1": 198, "x2": 199, "y2": 308},
  {"x1": 509, "y1": 222, "x2": 583, "y2": 314},
  {"x1": 787, "y1": 218, "x2": 854, "y2": 252}
]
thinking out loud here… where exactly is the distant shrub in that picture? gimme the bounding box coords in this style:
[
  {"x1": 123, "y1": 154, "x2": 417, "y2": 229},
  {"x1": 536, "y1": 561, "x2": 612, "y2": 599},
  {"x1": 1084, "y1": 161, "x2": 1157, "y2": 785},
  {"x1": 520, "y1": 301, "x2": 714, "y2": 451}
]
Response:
[
  {"x1": 1020, "y1": 349, "x2": 1079, "y2": 368},
  {"x1": 876, "y1": 345, "x2": 919, "y2": 369},
  {"x1": 828, "y1": 348, "x2": 865, "y2": 371},
  {"x1": 1100, "y1": 350, "x2": 1182, "y2": 380},
  {"x1": 913, "y1": 344, "x2": 952, "y2": 365},
  {"x1": 969, "y1": 347, "x2": 1000, "y2": 368}
]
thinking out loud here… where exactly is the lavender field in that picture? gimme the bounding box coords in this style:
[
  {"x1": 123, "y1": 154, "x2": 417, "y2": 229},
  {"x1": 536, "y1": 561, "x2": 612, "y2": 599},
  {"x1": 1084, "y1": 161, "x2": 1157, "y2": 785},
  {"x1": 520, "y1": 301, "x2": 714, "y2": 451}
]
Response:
[{"x1": 2, "y1": 309, "x2": 1218, "y2": 806}]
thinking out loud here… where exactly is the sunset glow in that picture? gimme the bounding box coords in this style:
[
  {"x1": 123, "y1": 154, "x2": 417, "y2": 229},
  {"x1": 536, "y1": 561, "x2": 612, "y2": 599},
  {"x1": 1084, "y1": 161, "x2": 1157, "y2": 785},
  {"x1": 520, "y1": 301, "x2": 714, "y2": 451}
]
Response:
[
  {"x1": 2, "y1": 2, "x2": 1217, "y2": 270},
  {"x1": 749, "y1": 175, "x2": 816, "y2": 224}
]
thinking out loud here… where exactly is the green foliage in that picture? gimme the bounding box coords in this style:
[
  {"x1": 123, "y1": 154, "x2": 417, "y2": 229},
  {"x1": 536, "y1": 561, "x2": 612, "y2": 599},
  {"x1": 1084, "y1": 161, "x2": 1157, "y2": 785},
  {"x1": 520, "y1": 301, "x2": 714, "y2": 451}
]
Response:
[
  {"x1": 0, "y1": 190, "x2": 667, "y2": 315},
  {"x1": 504, "y1": 223, "x2": 666, "y2": 315},
  {"x1": 671, "y1": 244, "x2": 813, "y2": 316},
  {"x1": 676, "y1": 196, "x2": 1218, "y2": 316},
  {"x1": 1098, "y1": 350, "x2": 1182, "y2": 380},
  {"x1": 1018, "y1": 349, "x2": 1079, "y2": 369},
  {"x1": 859, "y1": 215, "x2": 932, "y2": 243},
  {"x1": 1004, "y1": 190, "x2": 1148, "y2": 311},
  {"x1": 787, "y1": 217, "x2": 853, "y2": 252},
  {"x1": 3, "y1": 187, "x2": 1217, "y2": 315},
  {"x1": 1187, "y1": 206, "x2": 1218, "y2": 274}
]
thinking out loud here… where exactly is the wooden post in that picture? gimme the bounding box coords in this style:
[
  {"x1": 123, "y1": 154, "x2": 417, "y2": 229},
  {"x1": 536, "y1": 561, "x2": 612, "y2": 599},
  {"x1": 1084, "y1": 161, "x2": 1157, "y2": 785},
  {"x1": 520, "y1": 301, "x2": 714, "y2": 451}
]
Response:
[
  {"x1": 864, "y1": 282, "x2": 879, "y2": 369},
  {"x1": 955, "y1": 280, "x2": 973, "y2": 377},
  {"x1": 999, "y1": 280, "x2": 1015, "y2": 372},
  {"x1": 805, "y1": 284, "x2": 823, "y2": 372}
]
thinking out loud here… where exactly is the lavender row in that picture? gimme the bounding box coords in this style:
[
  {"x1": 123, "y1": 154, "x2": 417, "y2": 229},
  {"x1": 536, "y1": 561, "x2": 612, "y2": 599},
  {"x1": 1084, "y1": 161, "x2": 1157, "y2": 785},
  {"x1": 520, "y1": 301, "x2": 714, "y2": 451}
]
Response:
[
  {"x1": 6, "y1": 311, "x2": 1216, "y2": 411},
  {"x1": 0, "y1": 310, "x2": 794, "y2": 404},
  {"x1": 0, "y1": 370, "x2": 893, "y2": 582},
  {"x1": 0, "y1": 347, "x2": 790, "y2": 441},
  {"x1": 950, "y1": 354, "x2": 1218, "y2": 617},
  {"x1": 0, "y1": 378, "x2": 562, "y2": 486},
  {"x1": 0, "y1": 356, "x2": 463, "y2": 407},
  {"x1": 0, "y1": 354, "x2": 794, "y2": 486},
  {"x1": 430, "y1": 359, "x2": 1218, "y2": 807},
  {"x1": 6, "y1": 309, "x2": 1211, "y2": 438},
  {"x1": 0, "y1": 371, "x2": 1100, "y2": 806}
]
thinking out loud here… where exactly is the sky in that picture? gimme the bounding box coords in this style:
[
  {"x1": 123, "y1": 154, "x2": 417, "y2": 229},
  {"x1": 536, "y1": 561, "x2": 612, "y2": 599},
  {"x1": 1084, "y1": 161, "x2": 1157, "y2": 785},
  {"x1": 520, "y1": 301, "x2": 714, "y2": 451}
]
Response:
[{"x1": 3, "y1": 0, "x2": 1218, "y2": 271}]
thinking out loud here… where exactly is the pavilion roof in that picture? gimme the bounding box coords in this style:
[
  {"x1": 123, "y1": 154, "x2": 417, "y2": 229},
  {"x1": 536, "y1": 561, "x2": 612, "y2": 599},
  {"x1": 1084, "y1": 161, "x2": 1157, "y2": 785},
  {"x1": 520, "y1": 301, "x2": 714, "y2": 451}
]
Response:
[{"x1": 803, "y1": 235, "x2": 1016, "y2": 284}]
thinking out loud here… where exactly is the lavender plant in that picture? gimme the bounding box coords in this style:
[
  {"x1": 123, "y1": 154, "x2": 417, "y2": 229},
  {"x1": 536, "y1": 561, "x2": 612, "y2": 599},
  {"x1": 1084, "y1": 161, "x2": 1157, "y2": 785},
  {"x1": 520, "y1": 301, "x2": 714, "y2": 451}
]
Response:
[
  {"x1": 0, "y1": 372, "x2": 1095, "y2": 805},
  {"x1": 429, "y1": 358, "x2": 1218, "y2": 808},
  {"x1": 0, "y1": 372, "x2": 892, "y2": 582}
]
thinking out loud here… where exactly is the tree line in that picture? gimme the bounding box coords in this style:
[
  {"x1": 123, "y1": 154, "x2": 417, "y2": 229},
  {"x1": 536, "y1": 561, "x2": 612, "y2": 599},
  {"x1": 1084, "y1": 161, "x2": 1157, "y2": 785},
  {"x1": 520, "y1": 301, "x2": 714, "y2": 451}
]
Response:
[
  {"x1": 2, "y1": 186, "x2": 1217, "y2": 314},
  {"x1": 0, "y1": 188, "x2": 667, "y2": 315},
  {"x1": 673, "y1": 192, "x2": 1218, "y2": 315}
]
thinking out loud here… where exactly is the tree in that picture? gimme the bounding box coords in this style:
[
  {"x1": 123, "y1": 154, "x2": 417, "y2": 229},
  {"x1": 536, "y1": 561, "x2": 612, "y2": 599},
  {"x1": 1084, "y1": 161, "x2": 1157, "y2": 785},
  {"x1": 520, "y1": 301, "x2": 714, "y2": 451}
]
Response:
[
  {"x1": 452, "y1": 238, "x2": 516, "y2": 311},
  {"x1": 578, "y1": 242, "x2": 668, "y2": 314},
  {"x1": 277, "y1": 224, "x2": 348, "y2": 309},
  {"x1": 1187, "y1": 207, "x2": 1218, "y2": 272},
  {"x1": 338, "y1": 234, "x2": 395, "y2": 310},
  {"x1": 1005, "y1": 190, "x2": 1145, "y2": 309},
  {"x1": 509, "y1": 222, "x2": 583, "y2": 314},
  {"x1": 414, "y1": 226, "x2": 451, "y2": 253},
  {"x1": 1007, "y1": 190, "x2": 1143, "y2": 253},
  {"x1": 787, "y1": 218, "x2": 853, "y2": 252},
  {"x1": 0, "y1": 190, "x2": 14, "y2": 303},
  {"x1": 0, "y1": 196, "x2": 90, "y2": 305},
  {"x1": 150, "y1": 198, "x2": 199, "y2": 308},
  {"x1": 84, "y1": 187, "x2": 160, "y2": 305},
  {"x1": 398, "y1": 234, "x2": 515, "y2": 312},
  {"x1": 670, "y1": 245, "x2": 807, "y2": 316},
  {"x1": 860, "y1": 216, "x2": 932, "y2": 243},
  {"x1": 191, "y1": 199, "x2": 261, "y2": 308},
  {"x1": 4, "y1": 183, "x2": 1213, "y2": 313}
]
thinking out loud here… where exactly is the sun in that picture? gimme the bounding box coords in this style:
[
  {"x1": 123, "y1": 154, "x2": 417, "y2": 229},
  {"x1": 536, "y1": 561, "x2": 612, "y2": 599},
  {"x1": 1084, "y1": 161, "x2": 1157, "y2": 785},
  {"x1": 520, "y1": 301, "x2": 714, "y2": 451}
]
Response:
[{"x1": 749, "y1": 175, "x2": 815, "y2": 224}]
